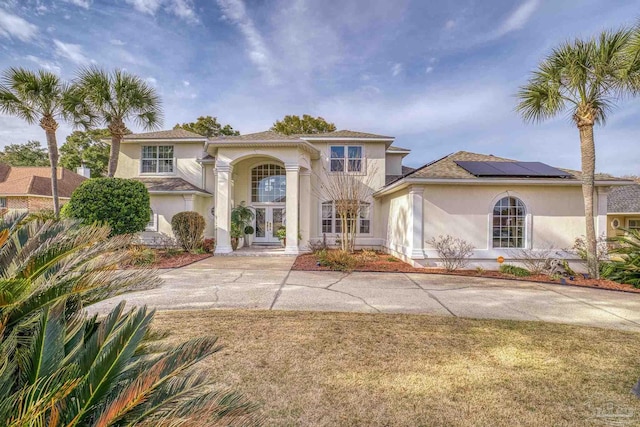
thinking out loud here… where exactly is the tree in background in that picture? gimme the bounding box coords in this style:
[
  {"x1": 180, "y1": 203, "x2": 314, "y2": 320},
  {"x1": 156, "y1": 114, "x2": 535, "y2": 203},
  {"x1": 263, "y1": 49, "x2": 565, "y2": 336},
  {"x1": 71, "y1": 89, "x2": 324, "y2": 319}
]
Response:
[
  {"x1": 60, "y1": 128, "x2": 119, "y2": 177},
  {"x1": 68, "y1": 67, "x2": 162, "y2": 177},
  {"x1": 0, "y1": 140, "x2": 49, "y2": 166},
  {"x1": 517, "y1": 29, "x2": 640, "y2": 278},
  {"x1": 174, "y1": 115, "x2": 240, "y2": 137},
  {"x1": 0, "y1": 68, "x2": 76, "y2": 216},
  {"x1": 271, "y1": 114, "x2": 336, "y2": 135}
]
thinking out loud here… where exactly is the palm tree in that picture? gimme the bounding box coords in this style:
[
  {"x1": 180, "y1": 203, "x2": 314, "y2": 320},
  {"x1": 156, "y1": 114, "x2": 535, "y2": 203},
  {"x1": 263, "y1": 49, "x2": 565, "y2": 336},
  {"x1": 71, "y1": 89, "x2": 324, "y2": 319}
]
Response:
[
  {"x1": 0, "y1": 68, "x2": 71, "y2": 216},
  {"x1": 516, "y1": 29, "x2": 638, "y2": 278},
  {"x1": 0, "y1": 214, "x2": 254, "y2": 425},
  {"x1": 70, "y1": 68, "x2": 162, "y2": 177}
]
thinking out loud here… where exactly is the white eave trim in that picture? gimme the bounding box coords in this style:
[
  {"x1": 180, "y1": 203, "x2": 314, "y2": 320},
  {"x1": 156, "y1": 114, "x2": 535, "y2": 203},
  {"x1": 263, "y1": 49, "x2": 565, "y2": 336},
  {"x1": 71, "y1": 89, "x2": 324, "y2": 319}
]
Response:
[
  {"x1": 207, "y1": 140, "x2": 321, "y2": 159},
  {"x1": 119, "y1": 138, "x2": 208, "y2": 143},
  {"x1": 373, "y1": 177, "x2": 635, "y2": 197},
  {"x1": 608, "y1": 211, "x2": 640, "y2": 215},
  {"x1": 302, "y1": 137, "x2": 394, "y2": 142},
  {"x1": 148, "y1": 190, "x2": 213, "y2": 197}
]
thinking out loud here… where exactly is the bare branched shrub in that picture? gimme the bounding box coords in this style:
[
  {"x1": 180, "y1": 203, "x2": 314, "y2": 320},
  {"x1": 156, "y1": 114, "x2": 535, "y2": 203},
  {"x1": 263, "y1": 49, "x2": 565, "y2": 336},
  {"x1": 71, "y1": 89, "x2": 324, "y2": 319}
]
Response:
[
  {"x1": 314, "y1": 157, "x2": 378, "y2": 253},
  {"x1": 428, "y1": 235, "x2": 475, "y2": 271},
  {"x1": 507, "y1": 246, "x2": 558, "y2": 275},
  {"x1": 573, "y1": 234, "x2": 609, "y2": 262}
]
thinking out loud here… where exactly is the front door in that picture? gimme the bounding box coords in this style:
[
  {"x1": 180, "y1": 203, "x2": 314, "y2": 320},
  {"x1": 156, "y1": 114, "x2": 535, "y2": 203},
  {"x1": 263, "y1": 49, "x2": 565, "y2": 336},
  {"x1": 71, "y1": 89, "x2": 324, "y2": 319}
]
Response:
[{"x1": 254, "y1": 206, "x2": 285, "y2": 244}]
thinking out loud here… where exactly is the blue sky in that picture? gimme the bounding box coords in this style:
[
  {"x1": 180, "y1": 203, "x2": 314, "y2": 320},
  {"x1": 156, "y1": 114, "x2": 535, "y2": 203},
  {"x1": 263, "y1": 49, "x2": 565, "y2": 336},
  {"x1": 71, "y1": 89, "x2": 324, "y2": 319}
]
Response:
[{"x1": 0, "y1": 0, "x2": 639, "y2": 175}]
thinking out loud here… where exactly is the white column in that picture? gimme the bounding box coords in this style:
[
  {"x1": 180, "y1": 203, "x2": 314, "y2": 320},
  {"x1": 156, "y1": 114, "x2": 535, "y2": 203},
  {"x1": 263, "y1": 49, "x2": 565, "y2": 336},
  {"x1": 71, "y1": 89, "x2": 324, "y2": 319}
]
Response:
[
  {"x1": 299, "y1": 170, "x2": 311, "y2": 250},
  {"x1": 183, "y1": 194, "x2": 195, "y2": 211},
  {"x1": 214, "y1": 162, "x2": 233, "y2": 254},
  {"x1": 284, "y1": 163, "x2": 300, "y2": 255},
  {"x1": 408, "y1": 186, "x2": 425, "y2": 259},
  {"x1": 596, "y1": 186, "x2": 609, "y2": 237}
]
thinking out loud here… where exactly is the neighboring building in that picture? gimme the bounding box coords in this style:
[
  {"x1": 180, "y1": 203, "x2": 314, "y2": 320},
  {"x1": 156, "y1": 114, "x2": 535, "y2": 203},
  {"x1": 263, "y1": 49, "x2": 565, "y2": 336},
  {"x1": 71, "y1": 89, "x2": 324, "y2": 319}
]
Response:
[
  {"x1": 114, "y1": 129, "x2": 631, "y2": 268},
  {"x1": 0, "y1": 163, "x2": 87, "y2": 213},
  {"x1": 607, "y1": 184, "x2": 640, "y2": 236}
]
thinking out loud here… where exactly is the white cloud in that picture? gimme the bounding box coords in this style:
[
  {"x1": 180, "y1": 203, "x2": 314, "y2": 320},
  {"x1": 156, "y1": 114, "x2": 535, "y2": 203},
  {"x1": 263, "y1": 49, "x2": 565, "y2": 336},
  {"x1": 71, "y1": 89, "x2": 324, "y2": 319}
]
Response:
[
  {"x1": 53, "y1": 39, "x2": 89, "y2": 64},
  {"x1": 125, "y1": 0, "x2": 162, "y2": 14},
  {"x1": 426, "y1": 66, "x2": 434, "y2": 73},
  {"x1": 65, "y1": 0, "x2": 91, "y2": 8},
  {"x1": 444, "y1": 19, "x2": 456, "y2": 30},
  {"x1": 182, "y1": 80, "x2": 190, "y2": 86},
  {"x1": 0, "y1": 9, "x2": 38, "y2": 42},
  {"x1": 168, "y1": 0, "x2": 198, "y2": 23},
  {"x1": 145, "y1": 76, "x2": 158, "y2": 86},
  {"x1": 216, "y1": 0, "x2": 277, "y2": 84},
  {"x1": 110, "y1": 39, "x2": 126, "y2": 45},
  {"x1": 494, "y1": 0, "x2": 539, "y2": 37},
  {"x1": 391, "y1": 63, "x2": 403, "y2": 77},
  {"x1": 25, "y1": 55, "x2": 61, "y2": 74}
]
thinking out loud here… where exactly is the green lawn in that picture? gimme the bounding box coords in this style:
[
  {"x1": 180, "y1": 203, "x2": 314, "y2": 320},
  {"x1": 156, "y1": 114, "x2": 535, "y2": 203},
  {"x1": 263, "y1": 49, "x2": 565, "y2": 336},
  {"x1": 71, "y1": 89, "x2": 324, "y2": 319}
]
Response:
[{"x1": 154, "y1": 310, "x2": 640, "y2": 426}]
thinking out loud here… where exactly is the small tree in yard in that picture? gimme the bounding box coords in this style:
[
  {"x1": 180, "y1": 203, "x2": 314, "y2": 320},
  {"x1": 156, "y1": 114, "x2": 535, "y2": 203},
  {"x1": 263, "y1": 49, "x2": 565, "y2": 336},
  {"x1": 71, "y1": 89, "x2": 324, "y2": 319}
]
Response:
[
  {"x1": 428, "y1": 235, "x2": 475, "y2": 271},
  {"x1": 65, "y1": 178, "x2": 150, "y2": 235},
  {"x1": 316, "y1": 159, "x2": 378, "y2": 252},
  {"x1": 172, "y1": 211, "x2": 205, "y2": 252}
]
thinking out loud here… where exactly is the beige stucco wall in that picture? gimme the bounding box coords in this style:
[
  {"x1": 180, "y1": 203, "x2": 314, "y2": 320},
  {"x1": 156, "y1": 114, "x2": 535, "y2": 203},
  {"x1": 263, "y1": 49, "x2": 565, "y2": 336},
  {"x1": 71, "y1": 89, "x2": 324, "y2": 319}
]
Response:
[
  {"x1": 143, "y1": 193, "x2": 214, "y2": 242},
  {"x1": 385, "y1": 153, "x2": 404, "y2": 176},
  {"x1": 422, "y1": 184, "x2": 586, "y2": 251},
  {"x1": 116, "y1": 141, "x2": 206, "y2": 187},
  {"x1": 378, "y1": 187, "x2": 411, "y2": 253}
]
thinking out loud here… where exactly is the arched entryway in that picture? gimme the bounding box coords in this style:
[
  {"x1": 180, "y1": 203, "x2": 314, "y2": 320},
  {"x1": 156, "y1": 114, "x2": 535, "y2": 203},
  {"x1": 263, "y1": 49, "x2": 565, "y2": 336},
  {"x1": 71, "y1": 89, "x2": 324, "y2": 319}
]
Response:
[{"x1": 251, "y1": 163, "x2": 286, "y2": 244}]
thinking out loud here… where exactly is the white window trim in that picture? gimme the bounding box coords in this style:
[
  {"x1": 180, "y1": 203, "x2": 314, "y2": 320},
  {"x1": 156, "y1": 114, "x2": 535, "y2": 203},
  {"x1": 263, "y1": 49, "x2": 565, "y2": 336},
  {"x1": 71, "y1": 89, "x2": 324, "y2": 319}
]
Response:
[
  {"x1": 626, "y1": 218, "x2": 640, "y2": 230},
  {"x1": 139, "y1": 144, "x2": 177, "y2": 176},
  {"x1": 328, "y1": 144, "x2": 366, "y2": 175},
  {"x1": 487, "y1": 193, "x2": 532, "y2": 250},
  {"x1": 320, "y1": 200, "x2": 372, "y2": 236},
  {"x1": 145, "y1": 210, "x2": 158, "y2": 232}
]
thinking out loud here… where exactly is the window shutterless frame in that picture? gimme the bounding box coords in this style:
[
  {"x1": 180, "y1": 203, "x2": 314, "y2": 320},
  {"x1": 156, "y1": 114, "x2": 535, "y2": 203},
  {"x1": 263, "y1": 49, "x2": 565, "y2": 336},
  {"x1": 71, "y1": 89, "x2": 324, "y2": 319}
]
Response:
[
  {"x1": 140, "y1": 145, "x2": 175, "y2": 175},
  {"x1": 329, "y1": 145, "x2": 364, "y2": 173},
  {"x1": 321, "y1": 200, "x2": 371, "y2": 235}
]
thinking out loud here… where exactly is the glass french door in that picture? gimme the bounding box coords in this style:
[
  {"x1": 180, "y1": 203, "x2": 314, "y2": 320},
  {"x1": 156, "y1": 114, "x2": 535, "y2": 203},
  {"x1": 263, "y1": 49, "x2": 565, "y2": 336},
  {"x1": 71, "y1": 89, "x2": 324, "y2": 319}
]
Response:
[{"x1": 254, "y1": 206, "x2": 285, "y2": 244}]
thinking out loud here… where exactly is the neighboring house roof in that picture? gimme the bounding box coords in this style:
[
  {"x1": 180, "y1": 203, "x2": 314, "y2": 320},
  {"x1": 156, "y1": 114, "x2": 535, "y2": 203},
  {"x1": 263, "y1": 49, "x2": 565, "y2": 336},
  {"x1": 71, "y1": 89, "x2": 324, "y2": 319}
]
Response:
[
  {"x1": 608, "y1": 184, "x2": 640, "y2": 213},
  {"x1": 404, "y1": 151, "x2": 618, "y2": 181},
  {"x1": 133, "y1": 177, "x2": 211, "y2": 195},
  {"x1": 122, "y1": 129, "x2": 207, "y2": 140},
  {"x1": 0, "y1": 164, "x2": 86, "y2": 198}
]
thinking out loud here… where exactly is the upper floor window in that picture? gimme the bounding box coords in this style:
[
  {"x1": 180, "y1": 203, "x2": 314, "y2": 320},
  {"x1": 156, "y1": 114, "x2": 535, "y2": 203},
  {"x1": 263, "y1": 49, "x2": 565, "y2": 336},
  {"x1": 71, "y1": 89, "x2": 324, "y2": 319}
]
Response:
[
  {"x1": 330, "y1": 145, "x2": 362, "y2": 172},
  {"x1": 141, "y1": 145, "x2": 174, "y2": 174},
  {"x1": 252, "y1": 164, "x2": 286, "y2": 203},
  {"x1": 321, "y1": 200, "x2": 370, "y2": 234},
  {"x1": 492, "y1": 196, "x2": 526, "y2": 248}
]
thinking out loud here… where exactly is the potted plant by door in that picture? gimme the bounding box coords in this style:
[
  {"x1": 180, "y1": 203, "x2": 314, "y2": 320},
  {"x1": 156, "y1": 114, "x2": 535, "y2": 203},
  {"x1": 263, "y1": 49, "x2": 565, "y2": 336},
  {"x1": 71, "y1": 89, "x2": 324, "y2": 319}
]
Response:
[
  {"x1": 244, "y1": 225, "x2": 255, "y2": 247},
  {"x1": 230, "y1": 222, "x2": 244, "y2": 251},
  {"x1": 276, "y1": 226, "x2": 287, "y2": 247}
]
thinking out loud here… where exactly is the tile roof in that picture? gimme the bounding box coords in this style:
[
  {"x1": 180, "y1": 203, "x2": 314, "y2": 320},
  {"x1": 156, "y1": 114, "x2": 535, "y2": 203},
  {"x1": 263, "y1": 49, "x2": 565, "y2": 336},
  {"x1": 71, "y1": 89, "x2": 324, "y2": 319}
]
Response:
[
  {"x1": 124, "y1": 129, "x2": 207, "y2": 140},
  {"x1": 404, "y1": 151, "x2": 618, "y2": 181},
  {"x1": 133, "y1": 177, "x2": 211, "y2": 194},
  {"x1": 0, "y1": 164, "x2": 87, "y2": 198},
  {"x1": 209, "y1": 129, "x2": 395, "y2": 142},
  {"x1": 608, "y1": 184, "x2": 640, "y2": 213}
]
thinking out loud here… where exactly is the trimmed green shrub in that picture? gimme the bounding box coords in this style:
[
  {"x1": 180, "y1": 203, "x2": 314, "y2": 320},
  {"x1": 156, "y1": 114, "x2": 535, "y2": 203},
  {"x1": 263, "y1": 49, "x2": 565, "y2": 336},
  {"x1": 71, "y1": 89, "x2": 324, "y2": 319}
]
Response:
[
  {"x1": 171, "y1": 211, "x2": 205, "y2": 252},
  {"x1": 499, "y1": 264, "x2": 531, "y2": 277},
  {"x1": 65, "y1": 178, "x2": 150, "y2": 235}
]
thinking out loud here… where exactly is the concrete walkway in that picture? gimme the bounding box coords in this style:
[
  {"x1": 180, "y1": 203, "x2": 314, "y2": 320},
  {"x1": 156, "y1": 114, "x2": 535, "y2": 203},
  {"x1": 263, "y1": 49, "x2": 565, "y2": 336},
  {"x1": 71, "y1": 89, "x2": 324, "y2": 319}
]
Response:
[{"x1": 89, "y1": 256, "x2": 640, "y2": 331}]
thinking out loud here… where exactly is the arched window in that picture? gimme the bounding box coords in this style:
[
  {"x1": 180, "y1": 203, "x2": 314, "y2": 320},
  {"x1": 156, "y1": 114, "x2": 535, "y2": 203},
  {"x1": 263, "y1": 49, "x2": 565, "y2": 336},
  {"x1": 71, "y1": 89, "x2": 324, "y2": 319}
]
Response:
[
  {"x1": 251, "y1": 164, "x2": 286, "y2": 203},
  {"x1": 492, "y1": 197, "x2": 525, "y2": 248}
]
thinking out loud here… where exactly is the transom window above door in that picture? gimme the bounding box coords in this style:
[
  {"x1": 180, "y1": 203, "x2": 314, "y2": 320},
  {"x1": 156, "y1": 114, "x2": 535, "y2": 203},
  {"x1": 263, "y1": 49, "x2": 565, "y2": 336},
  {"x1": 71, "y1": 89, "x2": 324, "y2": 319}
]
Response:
[
  {"x1": 251, "y1": 164, "x2": 286, "y2": 203},
  {"x1": 330, "y1": 145, "x2": 362, "y2": 172},
  {"x1": 141, "y1": 145, "x2": 174, "y2": 174}
]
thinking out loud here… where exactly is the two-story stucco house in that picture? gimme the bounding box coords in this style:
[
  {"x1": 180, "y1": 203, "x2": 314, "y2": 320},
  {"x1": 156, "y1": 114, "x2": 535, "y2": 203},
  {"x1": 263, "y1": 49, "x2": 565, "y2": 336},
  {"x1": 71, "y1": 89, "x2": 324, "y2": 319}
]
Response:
[{"x1": 115, "y1": 128, "x2": 630, "y2": 268}]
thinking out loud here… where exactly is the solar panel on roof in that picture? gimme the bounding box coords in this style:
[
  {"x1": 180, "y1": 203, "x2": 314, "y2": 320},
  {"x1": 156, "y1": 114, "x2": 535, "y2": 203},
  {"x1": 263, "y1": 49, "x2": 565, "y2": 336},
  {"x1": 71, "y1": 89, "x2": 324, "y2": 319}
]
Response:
[{"x1": 455, "y1": 161, "x2": 572, "y2": 178}]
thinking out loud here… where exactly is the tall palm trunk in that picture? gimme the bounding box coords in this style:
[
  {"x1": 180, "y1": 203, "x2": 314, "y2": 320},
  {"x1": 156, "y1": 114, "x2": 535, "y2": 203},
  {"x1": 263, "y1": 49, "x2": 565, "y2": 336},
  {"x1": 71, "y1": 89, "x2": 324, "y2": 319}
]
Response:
[
  {"x1": 107, "y1": 120, "x2": 127, "y2": 178},
  {"x1": 578, "y1": 122, "x2": 598, "y2": 278},
  {"x1": 40, "y1": 116, "x2": 60, "y2": 216}
]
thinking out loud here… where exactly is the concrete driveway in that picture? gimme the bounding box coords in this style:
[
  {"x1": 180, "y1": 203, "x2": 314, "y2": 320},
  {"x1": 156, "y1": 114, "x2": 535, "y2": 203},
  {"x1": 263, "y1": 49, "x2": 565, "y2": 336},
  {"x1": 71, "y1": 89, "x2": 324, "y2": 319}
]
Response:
[{"x1": 89, "y1": 256, "x2": 640, "y2": 331}]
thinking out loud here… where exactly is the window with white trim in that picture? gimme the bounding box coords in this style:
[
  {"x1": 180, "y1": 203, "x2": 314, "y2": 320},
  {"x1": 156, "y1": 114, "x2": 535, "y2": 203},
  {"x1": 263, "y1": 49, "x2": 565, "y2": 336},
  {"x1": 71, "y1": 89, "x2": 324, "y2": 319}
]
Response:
[
  {"x1": 145, "y1": 210, "x2": 158, "y2": 231},
  {"x1": 628, "y1": 219, "x2": 640, "y2": 231},
  {"x1": 330, "y1": 145, "x2": 362, "y2": 172},
  {"x1": 492, "y1": 196, "x2": 526, "y2": 248},
  {"x1": 321, "y1": 201, "x2": 370, "y2": 234},
  {"x1": 141, "y1": 145, "x2": 174, "y2": 174}
]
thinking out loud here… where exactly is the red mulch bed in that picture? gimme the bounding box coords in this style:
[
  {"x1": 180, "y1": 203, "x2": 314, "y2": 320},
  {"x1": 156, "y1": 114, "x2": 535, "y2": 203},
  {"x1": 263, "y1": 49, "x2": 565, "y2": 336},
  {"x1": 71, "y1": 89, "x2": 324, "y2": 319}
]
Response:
[
  {"x1": 292, "y1": 252, "x2": 640, "y2": 294},
  {"x1": 152, "y1": 252, "x2": 211, "y2": 269}
]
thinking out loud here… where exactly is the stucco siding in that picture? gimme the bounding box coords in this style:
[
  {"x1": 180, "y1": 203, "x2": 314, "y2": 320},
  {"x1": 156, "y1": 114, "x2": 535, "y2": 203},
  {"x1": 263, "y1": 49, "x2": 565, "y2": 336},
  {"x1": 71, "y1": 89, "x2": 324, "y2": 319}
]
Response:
[{"x1": 379, "y1": 187, "x2": 411, "y2": 253}]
